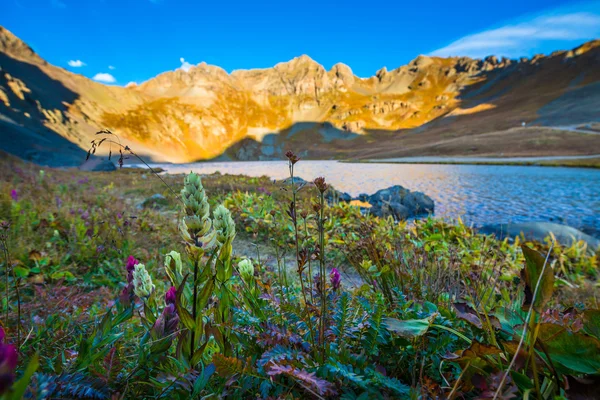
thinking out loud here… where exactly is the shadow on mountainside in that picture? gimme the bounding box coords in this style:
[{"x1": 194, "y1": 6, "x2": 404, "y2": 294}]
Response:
[
  {"x1": 209, "y1": 121, "x2": 365, "y2": 161},
  {"x1": 0, "y1": 53, "x2": 87, "y2": 166}
]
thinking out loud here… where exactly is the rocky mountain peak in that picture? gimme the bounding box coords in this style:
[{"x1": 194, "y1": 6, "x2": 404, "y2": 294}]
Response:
[{"x1": 0, "y1": 26, "x2": 42, "y2": 63}]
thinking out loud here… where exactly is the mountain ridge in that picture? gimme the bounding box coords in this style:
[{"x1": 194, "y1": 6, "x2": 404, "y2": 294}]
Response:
[{"x1": 1, "y1": 25, "x2": 599, "y2": 165}]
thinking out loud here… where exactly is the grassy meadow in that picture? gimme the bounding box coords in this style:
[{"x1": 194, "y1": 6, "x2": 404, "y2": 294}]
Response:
[{"x1": 0, "y1": 145, "x2": 599, "y2": 399}]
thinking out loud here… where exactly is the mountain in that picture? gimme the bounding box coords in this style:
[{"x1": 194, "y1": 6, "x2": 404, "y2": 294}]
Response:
[{"x1": 1, "y1": 25, "x2": 600, "y2": 166}]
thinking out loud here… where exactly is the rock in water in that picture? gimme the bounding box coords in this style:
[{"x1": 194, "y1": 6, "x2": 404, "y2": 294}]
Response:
[
  {"x1": 479, "y1": 222, "x2": 600, "y2": 250},
  {"x1": 366, "y1": 185, "x2": 434, "y2": 219},
  {"x1": 403, "y1": 192, "x2": 435, "y2": 215},
  {"x1": 79, "y1": 158, "x2": 117, "y2": 172}
]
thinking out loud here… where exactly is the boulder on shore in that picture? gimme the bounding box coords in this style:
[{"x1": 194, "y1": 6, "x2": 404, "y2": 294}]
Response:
[
  {"x1": 365, "y1": 185, "x2": 434, "y2": 219},
  {"x1": 479, "y1": 222, "x2": 600, "y2": 251},
  {"x1": 327, "y1": 184, "x2": 434, "y2": 220}
]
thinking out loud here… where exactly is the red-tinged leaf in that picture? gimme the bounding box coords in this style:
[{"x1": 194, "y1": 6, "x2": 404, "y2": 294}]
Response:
[{"x1": 453, "y1": 302, "x2": 483, "y2": 329}]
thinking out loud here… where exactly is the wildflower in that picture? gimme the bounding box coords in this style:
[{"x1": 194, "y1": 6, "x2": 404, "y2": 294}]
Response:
[
  {"x1": 0, "y1": 333, "x2": 17, "y2": 394},
  {"x1": 151, "y1": 302, "x2": 179, "y2": 339},
  {"x1": 314, "y1": 177, "x2": 328, "y2": 194},
  {"x1": 179, "y1": 172, "x2": 216, "y2": 254},
  {"x1": 126, "y1": 255, "x2": 138, "y2": 283},
  {"x1": 330, "y1": 268, "x2": 341, "y2": 291},
  {"x1": 213, "y1": 204, "x2": 236, "y2": 245},
  {"x1": 165, "y1": 286, "x2": 177, "y2": 305},
  {"x1": 238, "y1": 259, "x2": 254, "y2": 282},
  {"x1": 132, "y1": 263, "x2": 155, "y2": 299},
  {"x1": 55, "y1": 196, "x2": 62, "y2": 209},
  {"x1": 285, "y1": 150, "x2": 300, "y2": 165},
  {"x1": 9, "y1": 190, "x2": 18, "y2": 202}
]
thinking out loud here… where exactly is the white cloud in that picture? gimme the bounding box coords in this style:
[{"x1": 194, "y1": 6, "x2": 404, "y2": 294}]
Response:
[
  {"x1": 125, "y1": 81, "x2": 138, "y2": 88},
  {"x1": 179, "y1": 57, "x2": 193, "y2": 72},
  {"x1": 68, "y1": 60, "x2": 86, "y2": 67},
  {"x1": 93, "y1": 73, "x2": 116, "y2": 83},
  {"x1": 108, "y1": 65, "x2": 115, "y2": 70},
  {"x1": 431, "y1": 11, "x2": 600, "y2": 59}
]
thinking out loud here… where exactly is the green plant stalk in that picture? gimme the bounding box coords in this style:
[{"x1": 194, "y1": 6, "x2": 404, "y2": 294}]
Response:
[
  {"x1": 2, "y1": 236, "x2": 9, "y2": 330},
  {"x1": 318, "y1": 191, "x2": 326, "y2": 359},
  {"x1": 304, "y1": 218, "x2": 314, "y2": 304},
  {"x1": 527, "y1": 312, "x2": 542, "y2": 400},
  {"x1": 288, "y1": 162, "x2": 316, "y2": 349},
  {"x1": 191, "y1": 254, "x2": 199, "y2": 358}
]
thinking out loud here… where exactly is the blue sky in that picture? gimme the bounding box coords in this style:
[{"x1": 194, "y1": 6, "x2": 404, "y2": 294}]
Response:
[{"x1": 3, "y1": 0, "x2": 600, "y2": 85}]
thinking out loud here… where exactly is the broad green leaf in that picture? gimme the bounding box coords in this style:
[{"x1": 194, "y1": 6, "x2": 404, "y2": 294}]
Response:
[
  {"x1": 583, "y1": 309, "x2": 600, "y2": 340},
  {"x1": 538, "y1": 323, "x2": 600, "y2": 374},
  {"x1": 385, "y1": 317, "x2": 430, "y2": 339},
  {"x1": 13, "y1": 266, "x2": 29, "y2": 278},
  {"x1": 521, "y1": 245, "x2": 554, "y2": 312}
]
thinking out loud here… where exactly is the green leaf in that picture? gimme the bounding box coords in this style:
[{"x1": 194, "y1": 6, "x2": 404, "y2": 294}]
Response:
[
  {"x1": 192, "y1": 363, "x2": 216, "y2": 396},
  {"x1": 511, "y1": 371, "x2": 534, "y2": 391},
  {"x1": 144, "y1": 302, "x2": 156, "y2": 325},
  {"x1": 583, "y1": 309, "x2": 600, "y2": 340},
  {"x1": 538, "y1": 323, "x2": 600, "y2": 374},
  {"x1": 50, "y1": 271, "x2": 75, "y2": 280},
  {"x1": 385, "y1": 317, "x2": 430, "y2": 339},
  {"x1": 521, "y1": 245, "x2": 554, "y2": 312},
  {"x1": 13, "y1": 267, "x2": 29, "y2": 278},
  {"x1": 7, "y1": 353, "x2": 39, "y2": 400},
  {"x1": 175, "y1": 274, "x2": 195, "y2": 331}
]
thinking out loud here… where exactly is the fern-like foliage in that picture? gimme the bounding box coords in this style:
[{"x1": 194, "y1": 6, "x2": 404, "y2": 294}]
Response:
[
  {"x1": 360, "y1": 293, "x2": 390, "y2": 355},
  {"x1": 267, "y1": 362, "x2": 337, "y2": 397},
  {"x1": 32, "y1": 373, "x2": 110, "y2": 399}
]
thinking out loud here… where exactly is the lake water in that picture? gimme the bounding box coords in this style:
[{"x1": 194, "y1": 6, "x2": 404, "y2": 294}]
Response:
[{"x1": 150, "y1": 161, "x2": 600, "y2": 236}]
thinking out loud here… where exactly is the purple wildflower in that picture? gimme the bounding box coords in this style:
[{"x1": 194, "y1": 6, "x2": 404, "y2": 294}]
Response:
[
  {"x1": 0, "y1": 342, "x2": 17, "y2": 394},
  {"x1": 126, "y1": 256, "x2": 138, "y2": 284},
  {"x1": 165, "y1": 286, "x2": 176, "y2": 305},
  {"x1": 151, "y1": 303, "x2": 179, "y2": 339},
  {"x1": 55, "y1": 196, "x2": 63, "y2": 209},
  {"x1": 330, "y1": 268, "x2": 341, "y2": 291},
  {"x1": 9, "y1": 190, "x2": 18, "y2": 202}
]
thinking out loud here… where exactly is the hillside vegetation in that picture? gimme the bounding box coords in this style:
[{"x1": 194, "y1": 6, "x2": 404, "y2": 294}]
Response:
[{"x1": 0, "y1": 147, "x2": 598, "y2": 398}]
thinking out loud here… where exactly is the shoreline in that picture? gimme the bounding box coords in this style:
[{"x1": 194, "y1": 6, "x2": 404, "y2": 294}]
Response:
[{"x1": 344, "y1": 155, "x2": 600, "y2": 169}]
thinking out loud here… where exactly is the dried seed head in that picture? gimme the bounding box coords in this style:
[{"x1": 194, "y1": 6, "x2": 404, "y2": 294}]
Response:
[
  {"x1": 313, "y1": 177, "x2": 328, "y2": 193},
  {"x1": 312, "y1": 202, "x2": 322, "y2": 213},
  {"x1": 285, "y1": 150, "x2": 300, "y2": 165}
]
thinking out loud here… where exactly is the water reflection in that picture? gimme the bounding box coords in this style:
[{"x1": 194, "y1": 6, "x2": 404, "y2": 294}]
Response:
[{"x1": 151, "y1": 161, "x2": 600, "y2": 234}]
